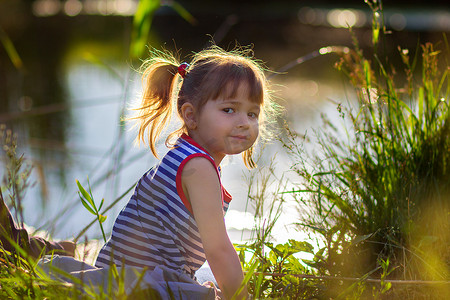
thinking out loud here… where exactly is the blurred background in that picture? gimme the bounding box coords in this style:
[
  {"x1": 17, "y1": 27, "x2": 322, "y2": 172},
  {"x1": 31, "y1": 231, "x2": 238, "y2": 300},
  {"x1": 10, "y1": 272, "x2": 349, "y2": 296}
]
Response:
[{"x1": 0, "y1": 0, "x2": 449, "y2": 243}]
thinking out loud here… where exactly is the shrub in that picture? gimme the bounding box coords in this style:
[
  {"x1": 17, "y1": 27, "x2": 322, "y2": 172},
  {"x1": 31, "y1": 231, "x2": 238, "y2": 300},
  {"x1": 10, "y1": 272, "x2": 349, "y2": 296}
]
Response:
[{"x1": 282, "y1": 2, "x2": 449, "y2": 298}]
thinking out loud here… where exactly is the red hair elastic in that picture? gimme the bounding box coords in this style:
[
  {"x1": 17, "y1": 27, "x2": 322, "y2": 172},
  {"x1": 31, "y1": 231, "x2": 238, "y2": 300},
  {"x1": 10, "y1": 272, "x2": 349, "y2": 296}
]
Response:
[{"x1": 177, "y1": 62, "x2": 189, "y2": 78}]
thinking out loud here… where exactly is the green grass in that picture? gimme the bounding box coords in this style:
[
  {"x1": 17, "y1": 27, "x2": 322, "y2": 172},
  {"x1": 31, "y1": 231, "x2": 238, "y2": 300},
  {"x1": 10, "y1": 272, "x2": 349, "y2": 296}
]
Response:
[{"x1": 279, "y1": 2, "x2": 449, "y2": 298}]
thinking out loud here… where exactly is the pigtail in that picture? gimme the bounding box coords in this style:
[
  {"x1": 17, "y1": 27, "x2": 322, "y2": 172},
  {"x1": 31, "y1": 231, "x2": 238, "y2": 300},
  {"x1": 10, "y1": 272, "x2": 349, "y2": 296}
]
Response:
[
  {"x1": 242, "y1": 146, "x2": 256, "y2": 169},
  {"x1": 133, "y1": 54, "x2": 180, "y2": 158}
]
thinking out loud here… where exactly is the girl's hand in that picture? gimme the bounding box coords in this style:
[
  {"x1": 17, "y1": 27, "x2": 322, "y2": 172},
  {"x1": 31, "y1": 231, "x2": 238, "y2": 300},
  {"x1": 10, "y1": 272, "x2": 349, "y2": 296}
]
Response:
[
  {"x1": 59, "y1": 241, "x2": 76, "y2": 257},
  {"x1": 202, "y1": 281, "x2": 223, "y2": 299}
]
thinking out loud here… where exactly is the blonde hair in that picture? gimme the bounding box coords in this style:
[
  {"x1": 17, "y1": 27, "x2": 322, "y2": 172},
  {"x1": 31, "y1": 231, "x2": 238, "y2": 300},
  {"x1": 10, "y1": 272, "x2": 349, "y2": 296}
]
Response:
[{"x1": 131, "y1": 45, "x2": 274, "y2": 169}]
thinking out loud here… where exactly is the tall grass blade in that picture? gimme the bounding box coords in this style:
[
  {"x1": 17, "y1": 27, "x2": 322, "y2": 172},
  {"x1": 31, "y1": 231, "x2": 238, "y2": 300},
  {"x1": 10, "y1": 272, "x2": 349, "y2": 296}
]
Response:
[
  {"x1": 0, "y1": 26, "x2": 23, "y2": 71},
  {"x1": 130, "y1": 0, "x2": 160, "y2": 59}
]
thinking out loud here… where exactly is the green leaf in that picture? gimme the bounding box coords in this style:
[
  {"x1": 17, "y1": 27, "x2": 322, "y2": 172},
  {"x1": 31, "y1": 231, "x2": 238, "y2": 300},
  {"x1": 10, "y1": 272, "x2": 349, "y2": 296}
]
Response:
[
  {"x1": 373, "y1": 28, "x2": 379, "y2": 47},
  {"x1": 169, "y1": 1, "x2": 197, "y2": 25},
  {"x1": 98, "y1": 214, "x2": 107, "y2": 223},
  {"x1": 313, "y1": 247, "x2": 326, "y2": 262},
  {"x1": 418, "y1": 87, "x2": 424, "y2": 124},
  {"x1": 79, "y1": 195, "x2": 96, "y2": 215},
  {"x1": 363, "y1": 60, "x2": 372, "y2": 87},
  {"x1": 111, "y1": 264, "x2": 120, "y2": 279},
  {"x1": 382, "y1": 282, "x2": 392, "y2": 293},
  {"x1": 273, "y1": 242, "x2": 302, "y2": 260},
  {"x1": 253, "y1": 267, "x2": 266, "y2": 298},
  {"x1": 289, "y1": 240, "x2": 314, "y2": 254},
  {"x1": 280, "y1": 189, "x2": 316, "y2": 194},
  {"x1": 0, "y1": 26, "x2": 23, "y2": 70},
  {"x1": 233, "y1": 260, "x2": 258, "y2": 300},
  {"x1": 130, "y1": 0, "x2": 160, "y2": 58},
  {"x1": 268, "y1": 251, "x2": 278, "y2": 265},
  {"x1": 87, "y1": 179, "x2": 95, "y2": 205},
  {"x1": 238, "y1": 248, "x2": 246, "y2": 264},
  {"x1": 98, "y1": 198, "x2": 104, "y2": 211},
  {"x1": 352, "y1": 232, "x2": 375, "y2": 245},
  {"x1": 286, "y1": 256, "x2": 307, "y2": 273},
  {"x1": 274, "y1": 244, "x2": 288, "y2": 257},
  {"x1": 301, "y1": 259, "x2": 318, "y2": 269},
  {"x1": 302, "y1": 224, "x2": 327, "y2": 236},
  {"x1": 312, "y1": 171, "x2": 335, "y2": 177},
  {"x1": 76, "y1": 180, "x2": 92, "y2": 203}
]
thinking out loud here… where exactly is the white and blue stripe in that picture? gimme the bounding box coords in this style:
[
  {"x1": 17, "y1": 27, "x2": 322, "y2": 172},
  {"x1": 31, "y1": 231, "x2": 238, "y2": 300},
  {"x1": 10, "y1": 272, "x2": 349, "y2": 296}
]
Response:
[{"x1": 95, "y1": 135, "x2": 231, "y2": 278}]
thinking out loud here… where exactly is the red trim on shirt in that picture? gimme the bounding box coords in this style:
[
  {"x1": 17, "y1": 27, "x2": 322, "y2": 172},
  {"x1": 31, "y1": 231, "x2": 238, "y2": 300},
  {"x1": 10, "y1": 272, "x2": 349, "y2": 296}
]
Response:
[
  {"x1": 222, "y1": 187, "x2": 232, "y2": 204},
  {"x1": 176, "y1": 153, "x2": 217, "y2": 214},
  {"x1": 176, "y1": 134, "x2": 233, "y2": 214},
  {"x1": 179, "y1": 134, "x2": 218, "y2": 165}
]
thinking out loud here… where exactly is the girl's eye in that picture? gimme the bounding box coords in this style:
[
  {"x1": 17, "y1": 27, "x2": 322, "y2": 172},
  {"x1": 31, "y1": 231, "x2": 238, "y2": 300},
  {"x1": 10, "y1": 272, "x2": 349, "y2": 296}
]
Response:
[
  {"x1": 248, "y1": 112, "x2": 258, "y2": 118},
  {"x1": 223, "y1": 108, "x2": 234, "y2": 114}
]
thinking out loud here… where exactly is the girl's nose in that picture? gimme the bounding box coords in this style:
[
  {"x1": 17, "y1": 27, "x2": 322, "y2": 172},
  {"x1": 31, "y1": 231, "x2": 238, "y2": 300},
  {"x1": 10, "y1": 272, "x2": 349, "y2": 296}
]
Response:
[{"x1": 236, "y1": 113, "x2": 250, "y2": 128}]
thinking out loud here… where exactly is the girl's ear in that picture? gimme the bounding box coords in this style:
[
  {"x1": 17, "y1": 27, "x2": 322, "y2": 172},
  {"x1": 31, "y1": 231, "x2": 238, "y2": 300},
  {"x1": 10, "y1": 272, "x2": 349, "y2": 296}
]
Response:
[{"x1": 180, "y1": 102, "x2": 197, "y2": 130}]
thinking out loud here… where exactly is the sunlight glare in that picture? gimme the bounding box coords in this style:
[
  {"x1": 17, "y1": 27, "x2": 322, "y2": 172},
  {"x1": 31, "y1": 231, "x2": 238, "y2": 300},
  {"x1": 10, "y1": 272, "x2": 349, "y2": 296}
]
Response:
[
  {"x1": 389, "y1": 13, "x2": 407, "y2": 31},
  {"x1": 32, "y1": 0, "x2": 61, "y2": 17},
  {"x1": 114, "y1": 0, "x2": 137, "y2": 16},
  {"x1": 327, "y1": 9, "x2": 358, "y2": 28},
  {"x1": 64, "y1": 0, "x2": 83, "y2": 17}
]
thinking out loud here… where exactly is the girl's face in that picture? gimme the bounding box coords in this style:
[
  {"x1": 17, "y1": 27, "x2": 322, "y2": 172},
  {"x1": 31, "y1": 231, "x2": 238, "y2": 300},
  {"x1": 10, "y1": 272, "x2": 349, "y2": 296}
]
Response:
[{"x1": 189, "y1": 83, "x2": 260, "y2": 164}]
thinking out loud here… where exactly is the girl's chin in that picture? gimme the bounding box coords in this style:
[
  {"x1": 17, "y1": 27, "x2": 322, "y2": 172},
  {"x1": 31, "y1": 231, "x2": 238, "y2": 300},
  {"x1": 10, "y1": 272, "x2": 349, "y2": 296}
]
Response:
[{"x1": 225, "y1": 146, "x2": 251, "y2": 155}]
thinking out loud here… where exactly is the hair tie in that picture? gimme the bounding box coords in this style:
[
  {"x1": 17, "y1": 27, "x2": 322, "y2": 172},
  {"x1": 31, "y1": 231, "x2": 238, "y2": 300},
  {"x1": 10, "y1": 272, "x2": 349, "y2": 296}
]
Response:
[{"x1": 177, "y1": 62, "x2": 189, "y2": 78}]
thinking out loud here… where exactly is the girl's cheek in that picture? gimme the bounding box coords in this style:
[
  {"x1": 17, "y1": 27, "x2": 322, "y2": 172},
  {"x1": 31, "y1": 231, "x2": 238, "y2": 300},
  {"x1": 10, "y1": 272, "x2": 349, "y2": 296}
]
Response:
[{"x1": 251, "y1": 125, "x2": 259, "y2": 137}]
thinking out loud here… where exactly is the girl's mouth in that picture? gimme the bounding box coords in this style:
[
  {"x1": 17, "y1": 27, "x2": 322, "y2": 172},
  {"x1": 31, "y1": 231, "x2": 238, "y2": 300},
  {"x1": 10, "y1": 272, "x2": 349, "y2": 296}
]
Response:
[{"x1": 231, "y1": 135, "x2": 247, "y2": 140}]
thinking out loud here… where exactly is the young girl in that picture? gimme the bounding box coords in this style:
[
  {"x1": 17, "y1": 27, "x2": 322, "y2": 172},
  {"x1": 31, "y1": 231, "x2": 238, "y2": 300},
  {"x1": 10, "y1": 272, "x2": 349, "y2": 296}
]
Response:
[
  {"x1": 1, "y1": 45, "x2": 273, "y2": 299},
  {"x1": 94, "y1": 46, "x2": 272, "y2": 299}
]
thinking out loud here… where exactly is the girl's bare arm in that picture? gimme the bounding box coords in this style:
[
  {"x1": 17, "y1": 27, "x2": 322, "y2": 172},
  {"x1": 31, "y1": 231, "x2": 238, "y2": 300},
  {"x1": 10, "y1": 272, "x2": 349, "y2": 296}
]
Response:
[{"x1": 182, "y1": 157, "x2": 247, "y2": 299}]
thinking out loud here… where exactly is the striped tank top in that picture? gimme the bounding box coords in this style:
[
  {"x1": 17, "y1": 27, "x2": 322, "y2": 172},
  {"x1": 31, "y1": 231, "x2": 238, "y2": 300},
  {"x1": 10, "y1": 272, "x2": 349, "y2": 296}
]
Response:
[{"x1": 95, "y1": 134, "x2": 232, "y2": 278}]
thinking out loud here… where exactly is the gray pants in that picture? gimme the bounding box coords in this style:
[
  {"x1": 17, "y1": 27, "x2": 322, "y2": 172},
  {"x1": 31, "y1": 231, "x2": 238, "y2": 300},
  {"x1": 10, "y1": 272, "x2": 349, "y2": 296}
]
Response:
[{"x1": 38, "y1": 255, "x2": 217, "y2": 299}]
